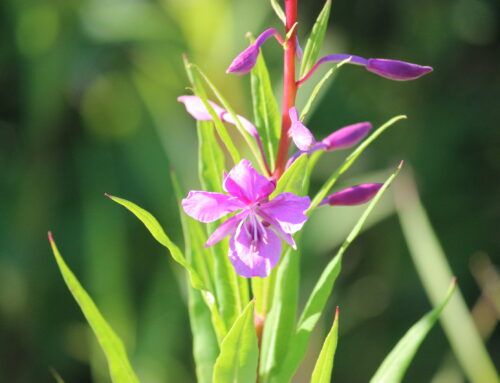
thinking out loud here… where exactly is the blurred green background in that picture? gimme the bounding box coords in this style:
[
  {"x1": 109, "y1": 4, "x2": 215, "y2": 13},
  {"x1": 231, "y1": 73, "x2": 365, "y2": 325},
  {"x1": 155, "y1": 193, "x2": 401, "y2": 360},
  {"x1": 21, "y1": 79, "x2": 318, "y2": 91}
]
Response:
[{"x1": 1, "y1": 0, "x2": 499, "y2": 382}]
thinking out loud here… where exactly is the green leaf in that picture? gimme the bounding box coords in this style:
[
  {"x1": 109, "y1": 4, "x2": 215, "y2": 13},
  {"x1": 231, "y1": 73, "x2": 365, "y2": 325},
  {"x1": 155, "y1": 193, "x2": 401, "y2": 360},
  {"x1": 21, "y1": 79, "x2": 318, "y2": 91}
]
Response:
[
  {"x1": 183, "y1": 57, "x2": 241, "y2": 166},
  {"x1": 271, "y1": 153, "x2": 309, "y2": 198},
  {"x1": 269, "y1": 0, "x2": 286, "y2": 24},
  {"x1": 370, "y1": 279, "x2": 457, "y2": 383},
  {"x1": 276, "y1": 163, "x2": 403, "y2": 382},
  {"x1": 189, "y1": 64, "x2": 269, "y2": 175},
  {"x1": 105, "y1": 193, "x2": 206, "y2": 291},
  {"x1": 310, "y1": 307, "x2": 339, "y2": 383},
  {"x1": 299, "y1": 0, "x2": 332, "y2": 77},
  {"x1": 198, "y1": 120, "x2": 225, "y2": 192},
  {"x1": 259, "y1": 248, "x2": 300, "y2": 383},
  {"x1": 300, "y1": 58, "x2": 351, "y2": 122},
  {"x1": 251, "y1": 49, "x2": 281, "y2": 170},
  {"x1": 309, "y1": 115, "x2": 406, "y2": 212},
  {"x1": 188, "y1": 287, "x2": 220, "y2": 383},
  {"x1": 212, "y1": 301, "x2": 259, "y2": 383},
  {"x1": 48, "y1": 234, "x2": 139, "y2": 383}
]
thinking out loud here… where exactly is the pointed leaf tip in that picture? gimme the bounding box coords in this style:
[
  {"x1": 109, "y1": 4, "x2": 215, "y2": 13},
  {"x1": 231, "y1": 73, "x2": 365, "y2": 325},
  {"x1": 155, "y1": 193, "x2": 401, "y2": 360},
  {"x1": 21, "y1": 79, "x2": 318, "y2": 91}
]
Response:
[{"x1": 48, "y1": 231, "x2": 54, "y2": 243}]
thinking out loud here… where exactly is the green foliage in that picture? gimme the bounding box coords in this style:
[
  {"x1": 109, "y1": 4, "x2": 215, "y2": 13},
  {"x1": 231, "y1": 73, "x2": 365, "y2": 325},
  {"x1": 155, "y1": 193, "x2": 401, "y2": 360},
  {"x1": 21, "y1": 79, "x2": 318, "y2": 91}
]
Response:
[
  {"x1": 299, "y1": 0, "x2": 332, "y2": 77},
  {"x1": 370, "y1": 279, "x2": 457, "y2": 383},
  {"x1": 48, "y1": 234, "x2": 139, "y2": 383},
  {"x1": 276, "y1": 163, "x2": 403, "y2": 382},
  {"x1": 310, "y1": 308, "x2": 339, "y2": 383},
  {"x1": 212, "y1": 301, "x2": 259, "y2": 383},
  {"x1": 251, "y1": 50, "x2": 281, "y2": 170}
]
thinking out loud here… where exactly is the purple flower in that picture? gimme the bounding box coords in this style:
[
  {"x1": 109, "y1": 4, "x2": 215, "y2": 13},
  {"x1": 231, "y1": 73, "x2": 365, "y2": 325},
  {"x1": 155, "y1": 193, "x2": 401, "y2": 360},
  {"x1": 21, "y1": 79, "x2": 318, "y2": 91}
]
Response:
[
  {"x1": 297, "y1": 54, "x2": 433, "y2": 85},
  {"x1": 182, "y1": 160, "x2": 310, "y2": 278},
  {"x1": 227, "y1": 28, "x2": 284, "y2": 75},
  {"x1": 320, "y1": 183, "x2": 383, "y2": 206}
]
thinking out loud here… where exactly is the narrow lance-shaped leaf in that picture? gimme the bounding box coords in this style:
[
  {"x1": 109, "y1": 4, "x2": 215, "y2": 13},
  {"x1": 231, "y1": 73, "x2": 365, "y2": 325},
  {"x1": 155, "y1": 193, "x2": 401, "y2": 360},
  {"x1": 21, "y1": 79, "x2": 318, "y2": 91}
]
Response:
[
  {"x1": 212, "y1": 301, "x2": 259, "y2": 383},
  {"x1": 276, "y1": 162, "x2": 403, "y2": 382},
  {"x1": 299, "y1": 0, "x2": 332, "y2": 77},
  {"x1": 269, "y1": 0, "x2": 286, "y2": 24},
  {"x1": 309, "y1": 115, "x2": 406, "y2": 212},
  {"x1": 251, "y1": 44, "x2": 281, "y2": 170},
  {"x1": 48, "y1": 234, "x2": 139, "y2": 383},
  {"x1": 198, "y1": 120, "x2": 225, "y2": 192},
  {"x1": 300, "y1": 58, "x2": 351, "y2": 122},
  {"x1": 370, "y1": 279, "x2": 457, "y2": 383},
  {"x1": 310, "y1": 307, "x2": 340, "y2": 383},
  {"x1": 183, "y1": 57, "x2": 241, "y2": 165}
]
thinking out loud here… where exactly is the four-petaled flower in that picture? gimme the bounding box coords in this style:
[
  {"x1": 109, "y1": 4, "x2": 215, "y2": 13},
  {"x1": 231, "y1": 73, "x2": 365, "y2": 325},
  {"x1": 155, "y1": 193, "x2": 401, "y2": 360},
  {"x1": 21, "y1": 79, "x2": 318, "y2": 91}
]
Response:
[{"x1": 182, "y1": 160, "x2": 310, "y2": 278}]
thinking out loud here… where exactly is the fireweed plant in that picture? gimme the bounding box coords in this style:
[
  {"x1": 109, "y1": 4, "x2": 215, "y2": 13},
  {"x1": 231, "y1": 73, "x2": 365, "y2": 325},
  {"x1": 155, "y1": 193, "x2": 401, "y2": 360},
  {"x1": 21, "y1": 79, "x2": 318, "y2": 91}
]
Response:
[{"x1": 48, "y1": 1, "x2": 457, "y2": 382}]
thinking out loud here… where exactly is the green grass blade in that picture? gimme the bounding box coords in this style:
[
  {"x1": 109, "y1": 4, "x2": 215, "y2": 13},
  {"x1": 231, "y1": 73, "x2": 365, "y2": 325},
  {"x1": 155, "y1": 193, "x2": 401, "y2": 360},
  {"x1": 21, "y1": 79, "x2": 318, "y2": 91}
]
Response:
[
  {"x1": 299, "y1": 0, "x2": 332, "y2": 77},
  {"x1": 310, "y1": 307, "x2": 339, "y2": 383},
  {"x1": 300, "y1": 58, "x2": 350, "y2": 122},
  {"x1": 251, "y1": 49, "x2": 281, "y2": 170},
  {"x1": 277, "y1": 163, "x2": 403, "y2": 382},
  {"x1": 370, "y1": 280, "x2": 457, "y2": 383},
  {"x1": 212, "y1": 301, "x2": 259, "y2": 383},
  {"x1": 48, "y1": 234, "x2": 139, "y2": 383},
  {"x1": 269, "y1": 0, "x2": 286, "y2": 24},
  {"x1": 396, "y1": 174, "x2": 500, "y2": 383},
  {"x1": 105, "y1": 193, "x2": 206, "y2": 291},
  {"x1": 308, "y1": 115, "x2": 406, "y2": 212}
]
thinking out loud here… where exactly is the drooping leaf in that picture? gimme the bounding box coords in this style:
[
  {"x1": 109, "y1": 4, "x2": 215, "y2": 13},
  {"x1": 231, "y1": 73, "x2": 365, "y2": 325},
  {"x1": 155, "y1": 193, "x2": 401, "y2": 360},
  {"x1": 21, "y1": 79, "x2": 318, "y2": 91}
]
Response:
[
  {"x1": 105, "y1": 194, "x2": 205, "y2": 290},
  {"x1": 48, "y1": 234, "x2": 139, "y2": 383},
  {"x1": 370, "y1": 279, "x2": 457, "y2": 383},
  {"x1": 276, "y1": 163, "x2": 403, "y2": 382},
  {"x1": 310, "y1": 308, "x2": 340, "y2": 383},
  {"x1": 251, "y1": 49, "x2": 281, "y2": 170},
  {"x1": 299, "y1": 0, "x2": 332, "y2": 77},
  {"x1": 212, "y1": 301, "x2": 259, "y2": 383},
  {"x1": 309, "y1": 115, "x2": 406, "y2": 211},
  {"x1": 300, "y1": 58, "x2": 351, "y2": 122}
]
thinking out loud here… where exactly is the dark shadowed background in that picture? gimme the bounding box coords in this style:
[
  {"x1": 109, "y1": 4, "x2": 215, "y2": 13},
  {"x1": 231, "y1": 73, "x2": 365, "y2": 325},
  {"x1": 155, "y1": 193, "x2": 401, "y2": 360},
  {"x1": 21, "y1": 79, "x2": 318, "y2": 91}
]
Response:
[{"x1": 1, "y1": 0, "x2": 499, "y2": 382}]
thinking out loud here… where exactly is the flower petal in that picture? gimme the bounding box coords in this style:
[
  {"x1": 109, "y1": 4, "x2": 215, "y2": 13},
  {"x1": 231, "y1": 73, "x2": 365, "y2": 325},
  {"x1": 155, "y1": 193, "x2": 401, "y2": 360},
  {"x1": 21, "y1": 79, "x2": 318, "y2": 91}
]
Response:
[
  {"x1": 223, "y1": 113, "x2": 258, "y2": 137},
  {"x1": 229, "y1": 223, "x2": 282, "y2": 278},
  {"x1": 288, "y1": 107, "x2": 316, "y2": 150},
  {"x1": 182, "y1": 191, "x2": 244, "y2": 223},
  {"x1": 259, "y1": 192, "x2": 310, "y2": 234},
  {"x1": 205, "y1": 212, "x2": 246, "y2": 247},
  {"x1": 366, "y1": 59, "x2": 433, "y2": 81},
  {"x1": 178, "y1": 95, "x2": 226, "y2": 121},
  {"x1": 321, "y1": 122, "x2": 372, "y2": 151},
  {"x1": 223, "y1": 159, "x2": 275, "y2": 203},
  {"x1": 226, "y1": 44, "x2": 260, "y2": 75}
]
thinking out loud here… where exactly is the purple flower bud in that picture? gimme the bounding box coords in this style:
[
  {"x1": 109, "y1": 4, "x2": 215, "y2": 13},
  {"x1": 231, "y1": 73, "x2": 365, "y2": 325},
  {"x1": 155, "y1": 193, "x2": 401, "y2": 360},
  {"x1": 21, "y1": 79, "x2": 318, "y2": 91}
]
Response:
[
  {"x1": 321, "y1": 122, "x2": 372, "y2": 151},
  {"x1": 366, "y1": 59, "x2": 433, "y2": 81},
  {"x1": 227, "y1": 28, "x2": 284, "y2": 75},
  {"x1": 226, "y1": 44, "x2": 260, "y2": 75},
  {"x1": 323, "y1": 183, "x2": 383, "y2": 206}
]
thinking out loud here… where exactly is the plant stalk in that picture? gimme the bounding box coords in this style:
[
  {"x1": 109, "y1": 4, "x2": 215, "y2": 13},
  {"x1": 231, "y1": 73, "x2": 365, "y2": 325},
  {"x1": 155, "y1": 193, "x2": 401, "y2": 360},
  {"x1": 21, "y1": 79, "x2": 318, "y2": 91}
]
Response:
[{"x1": 274, "y1": 0, "x2": 298, "y2": 178}]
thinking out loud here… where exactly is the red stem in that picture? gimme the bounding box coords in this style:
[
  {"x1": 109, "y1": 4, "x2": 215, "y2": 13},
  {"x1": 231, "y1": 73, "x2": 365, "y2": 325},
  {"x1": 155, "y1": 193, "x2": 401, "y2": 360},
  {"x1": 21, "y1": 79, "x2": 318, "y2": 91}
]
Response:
[{"x1": 274, "y1": 0, "x2": 298, "y2": 179}]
